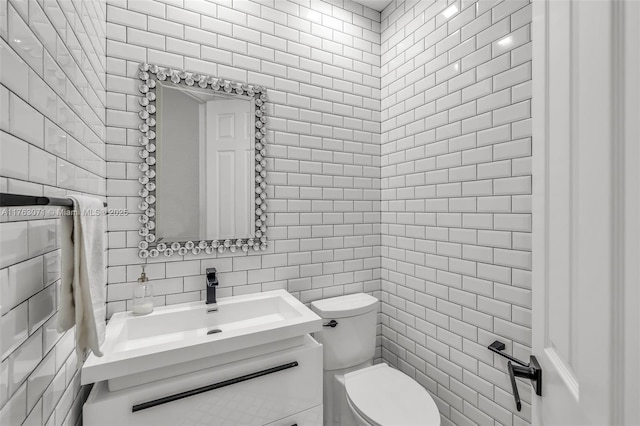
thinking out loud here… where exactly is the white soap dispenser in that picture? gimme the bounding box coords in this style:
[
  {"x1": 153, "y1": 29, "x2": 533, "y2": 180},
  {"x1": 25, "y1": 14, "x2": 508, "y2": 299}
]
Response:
[{"x1": 132, "y1": 265, "x2": 153, "y2": 315}]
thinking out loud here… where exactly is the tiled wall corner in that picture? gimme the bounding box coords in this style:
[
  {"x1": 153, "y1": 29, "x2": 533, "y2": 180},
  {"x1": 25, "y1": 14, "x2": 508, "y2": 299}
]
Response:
[
  {"x1": 104, "y1": 0, "x2": 384, "y2": 359},
  {"x1": 0, "y1": 0, "x2": 107, "y2": 424},
  {"x1": 379, "y1": 0, "x2": 532, "y2": 425}
]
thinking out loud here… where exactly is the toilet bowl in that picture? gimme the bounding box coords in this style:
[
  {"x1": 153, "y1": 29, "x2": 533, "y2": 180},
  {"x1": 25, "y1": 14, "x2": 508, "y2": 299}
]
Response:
[
  {"x1": 311, "y1": 293, "x2": 441, "y2": 426},
  {"x1": 344, "y1": 364, "x2": 441, "y2": 426}
]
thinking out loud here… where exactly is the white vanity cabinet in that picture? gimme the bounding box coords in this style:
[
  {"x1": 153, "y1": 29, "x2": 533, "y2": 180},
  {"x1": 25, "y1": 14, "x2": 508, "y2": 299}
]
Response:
[{"x1": 83, "y1": 335, "x2": 323, "y2": 426}]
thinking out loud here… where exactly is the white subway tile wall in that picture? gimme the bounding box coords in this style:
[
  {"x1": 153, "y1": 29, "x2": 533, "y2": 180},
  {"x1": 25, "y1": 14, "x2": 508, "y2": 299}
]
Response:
[
  {"x1": 380, "y1": 1, "x2": 532, "y2": 425},
  {"x1": 104, "y1": 0, "x2": 384, "y2": 339},
  {"x1": 0, "y1": 0, "x2": 107, "y2": 425},
  {"x1": 0, "y1": 0, "x2": 536, "y2": 424}
]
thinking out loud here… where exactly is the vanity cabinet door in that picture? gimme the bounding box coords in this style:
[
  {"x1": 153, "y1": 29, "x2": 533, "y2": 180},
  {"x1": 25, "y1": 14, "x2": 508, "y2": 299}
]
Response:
[
  {"x1": 83, "y1": 336, "x2": 322, "y2": 426},
  {"x1": 263, "y1": 404, "x2": 323, "y2": 426}
]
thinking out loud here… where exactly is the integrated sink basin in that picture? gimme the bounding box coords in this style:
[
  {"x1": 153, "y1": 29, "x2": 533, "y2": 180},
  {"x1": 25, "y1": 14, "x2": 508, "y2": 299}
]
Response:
[{"x1": 82, "y1": 290, "x2": 322, "y2": 390}]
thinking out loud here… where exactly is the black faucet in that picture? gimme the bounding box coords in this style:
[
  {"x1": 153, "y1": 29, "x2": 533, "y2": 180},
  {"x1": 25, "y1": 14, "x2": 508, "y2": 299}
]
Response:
[{"x1": 206, "y1": 268, "x2": 218, "y2": 310}]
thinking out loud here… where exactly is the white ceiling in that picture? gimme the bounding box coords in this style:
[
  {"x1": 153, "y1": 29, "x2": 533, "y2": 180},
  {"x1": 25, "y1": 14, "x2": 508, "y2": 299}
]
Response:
[{"x1": 352, "y1": 0, "x2": 393, "y2": 12}]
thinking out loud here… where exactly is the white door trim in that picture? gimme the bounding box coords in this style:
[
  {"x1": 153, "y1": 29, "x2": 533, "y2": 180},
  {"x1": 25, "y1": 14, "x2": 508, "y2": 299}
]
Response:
[
  {"x1": 532, "y1": 0, "x2": 640, "y2": 424},
  {"x1": 620, "y1": 2, "x2": 640, "y2": 424}
]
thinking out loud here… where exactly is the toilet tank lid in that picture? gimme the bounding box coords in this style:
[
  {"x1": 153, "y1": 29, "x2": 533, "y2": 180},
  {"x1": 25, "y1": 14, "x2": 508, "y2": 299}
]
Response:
[{"x1": 310, "y1": 293, "x2": 378, "y2": 318}]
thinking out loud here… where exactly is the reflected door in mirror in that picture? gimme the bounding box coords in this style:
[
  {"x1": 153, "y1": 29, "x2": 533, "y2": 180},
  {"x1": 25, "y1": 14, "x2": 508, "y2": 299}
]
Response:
[
  {"x1": 155, "y1": 82, "x2": 255, "y2": 243},
  {"x1": 204, "y1": 99, "x2": 253, "y2": 240}
]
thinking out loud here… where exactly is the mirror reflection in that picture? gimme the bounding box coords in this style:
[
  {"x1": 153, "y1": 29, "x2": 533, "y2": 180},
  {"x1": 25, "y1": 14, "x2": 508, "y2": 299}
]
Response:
[{"x1": 155, "y1": 81, "x2": 255, "y2": 242}]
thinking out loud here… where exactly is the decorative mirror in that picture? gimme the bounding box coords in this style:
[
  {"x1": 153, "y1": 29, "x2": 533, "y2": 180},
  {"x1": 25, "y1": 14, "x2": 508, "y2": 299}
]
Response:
[{"x1": 136, "y1": 62, "x2": 268, "y2": 258}]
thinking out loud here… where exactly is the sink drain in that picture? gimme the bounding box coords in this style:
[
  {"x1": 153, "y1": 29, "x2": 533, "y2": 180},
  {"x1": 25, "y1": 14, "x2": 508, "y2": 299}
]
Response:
[{"x1": 207, "y1": 329, "x2": 222, "y2": 335}]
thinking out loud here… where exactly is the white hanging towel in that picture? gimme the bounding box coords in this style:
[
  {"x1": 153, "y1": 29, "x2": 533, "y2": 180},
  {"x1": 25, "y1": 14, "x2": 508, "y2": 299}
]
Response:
[{"x1": 58, "y1": 195, "x2": 106, "y2": 358}]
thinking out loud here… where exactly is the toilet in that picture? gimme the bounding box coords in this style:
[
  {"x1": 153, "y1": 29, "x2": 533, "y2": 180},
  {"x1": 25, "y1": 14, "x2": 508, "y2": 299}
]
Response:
[{"x1": 311, "y1": 293, "x2": 441, "y2": 426}]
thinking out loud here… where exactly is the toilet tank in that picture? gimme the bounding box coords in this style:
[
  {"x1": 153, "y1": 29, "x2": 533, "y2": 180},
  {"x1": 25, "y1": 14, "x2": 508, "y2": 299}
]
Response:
[{"x1": 310, "y1": 293, "x2": 378, "y2": 371}]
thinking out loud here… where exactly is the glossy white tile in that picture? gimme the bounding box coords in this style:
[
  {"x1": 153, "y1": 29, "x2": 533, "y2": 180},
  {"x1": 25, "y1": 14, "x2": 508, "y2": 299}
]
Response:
[
  {"x1": 2, "y1": 256, "x2": 44, "y2": 314},
  {"x1": 28, "y1": 1, "x2": 55, "y2": 57},
  {"x1": 107, "y1": 5, "x2": 146, "y2": 30},
  {"x1": 8, "y1": 4, "x2": 43, "y2": 75},
  {"x1": 43, "y1": 250, "x2": 61, "y2": 286},
  {"x1": 381, "y1": 0, "x2": 532, "y2": 423},
  {"x1": 9, "y1": 93, "x2": 44, "y2": 148},
  {"x1": 0, "y1": 34, "x2": 29, "y2": 100},
  {"x1": 28, "y1": 70, "x2": 57, "y2": 119},
  {"x1": 0, "y1": 358, "x2": 8, "y2": 406},
  {"x1": 1, "y1": 0, "x2": 106, "y2": 423},
  {"x1": 27, "y1": 283, "x2": 56, "y2": 334},
  {"x1": 28, "y1": 145, "x2": 57, "y2": 185},
  {"x1": 0, "y1": 380, "x2": 26, "y2": 425},
  {"x1": 0, "y1": 301, "x2": 28, "y2": 359},
  {"x1": 23, "y1": 398, "x2": 41, "y2": 425},
  {"x1": 0, "y1": 131, "x2": 29, "y2": 181},
  {"x1": 0, "y1": 84, "x2": 8, "y2": 131},
  {"x1": 41, "y1": 314, "x2": 61, "y2": 356},
  {"x1": 0, "y1": 0, "x2": 7, "y2": 40},
  {"x1": 8, "y1": 329, "x2": 42, "y2": 392},
  {"x1": 27, "y1": 220, "x2": 56, "y2": 258},
  {"x1": 54, "y1": 331, "x2": 74, "y2": 372},
  {"x1": 43, "y1": 51, "x2": 66, "y2": 97},
  {"x1": 491, "y1": 25, "x2": 529, "y2": 57},
  {"x1": 41, "y1": 366, "x2": 64, "y2": 423},
  {"x1": 9, "y1": 0, "x2": 27, "y2": 20},
  {"x1": 26, "y1": 350, "x2": 55, "y2": 410},
  {"x1": 43, "y1": 119, "x2": 67, "y2": 159},
  {"x1": 0, "y1": 221, "x2": 28, "y2": 270}
]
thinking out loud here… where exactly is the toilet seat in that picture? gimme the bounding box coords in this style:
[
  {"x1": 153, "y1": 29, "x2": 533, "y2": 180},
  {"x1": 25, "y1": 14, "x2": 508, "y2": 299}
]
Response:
[{"x1": 344, "y1": 364, "x2": 441, "y2": 426}]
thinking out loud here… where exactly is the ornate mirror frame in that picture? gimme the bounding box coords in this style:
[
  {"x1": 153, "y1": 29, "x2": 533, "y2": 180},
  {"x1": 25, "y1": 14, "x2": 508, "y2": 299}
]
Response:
[{"x1": 135, "y1": 62, "x2": 269, "y2": 259}]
